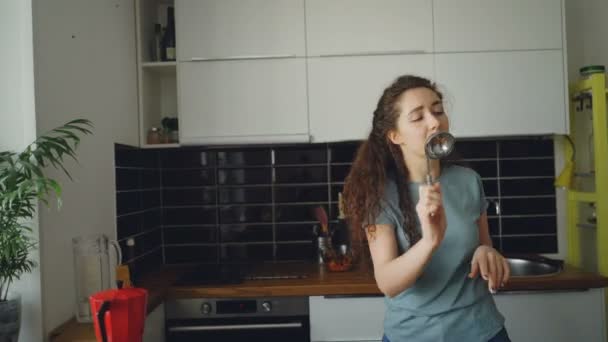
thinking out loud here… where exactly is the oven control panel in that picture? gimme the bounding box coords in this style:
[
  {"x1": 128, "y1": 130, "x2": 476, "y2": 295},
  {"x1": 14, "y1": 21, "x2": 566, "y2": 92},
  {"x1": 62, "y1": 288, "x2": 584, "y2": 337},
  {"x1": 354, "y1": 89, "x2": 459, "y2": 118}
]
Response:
[{"x1": 167, "y1": 297, "x2": 308, "y2": 319}]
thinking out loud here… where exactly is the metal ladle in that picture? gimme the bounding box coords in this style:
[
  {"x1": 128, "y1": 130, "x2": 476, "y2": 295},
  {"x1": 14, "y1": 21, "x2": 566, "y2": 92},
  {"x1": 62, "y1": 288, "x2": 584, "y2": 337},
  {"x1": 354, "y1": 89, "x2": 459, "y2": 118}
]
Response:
[{"x1": 424, "y1": 131, "x2": 455, "y2": 185}]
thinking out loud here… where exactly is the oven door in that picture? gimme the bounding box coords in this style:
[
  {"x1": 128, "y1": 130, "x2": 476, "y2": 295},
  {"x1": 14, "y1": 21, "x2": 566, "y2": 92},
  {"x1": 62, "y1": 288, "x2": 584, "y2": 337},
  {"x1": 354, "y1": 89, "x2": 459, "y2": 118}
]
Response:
[{"x1": 167, "y1": 315, "x2": 310, "y2": 342}]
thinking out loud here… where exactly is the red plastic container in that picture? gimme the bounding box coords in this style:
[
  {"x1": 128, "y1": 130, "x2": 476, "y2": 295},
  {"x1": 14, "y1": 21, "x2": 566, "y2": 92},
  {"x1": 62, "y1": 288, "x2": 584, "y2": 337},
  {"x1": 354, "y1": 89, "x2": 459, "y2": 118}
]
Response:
[{"x1": 89, "y1": 288, "x2": 148, "y2": 342}]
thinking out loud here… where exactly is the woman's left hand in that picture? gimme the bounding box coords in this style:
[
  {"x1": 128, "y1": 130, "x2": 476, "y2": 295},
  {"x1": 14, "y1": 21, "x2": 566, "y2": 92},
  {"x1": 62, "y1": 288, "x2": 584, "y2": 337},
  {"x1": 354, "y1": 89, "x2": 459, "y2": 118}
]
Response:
[{"x1": 468, "y1": 245, "x2": 510, "y2": 293}]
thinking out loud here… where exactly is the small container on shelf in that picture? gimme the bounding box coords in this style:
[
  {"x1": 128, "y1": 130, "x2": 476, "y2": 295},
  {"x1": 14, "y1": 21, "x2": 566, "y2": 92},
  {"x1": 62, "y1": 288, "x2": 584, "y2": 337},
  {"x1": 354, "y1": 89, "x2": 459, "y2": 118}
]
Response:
[{"x1": 147, "y1": 127, "x2": 164, "y2": 145}]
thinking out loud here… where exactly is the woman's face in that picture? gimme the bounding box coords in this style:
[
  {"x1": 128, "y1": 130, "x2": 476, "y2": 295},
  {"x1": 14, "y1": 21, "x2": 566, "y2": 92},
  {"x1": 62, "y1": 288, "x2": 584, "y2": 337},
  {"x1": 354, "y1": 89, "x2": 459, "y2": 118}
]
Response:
[{"x1": 388, "y1": 87, "x2": 449, "y2": 159}]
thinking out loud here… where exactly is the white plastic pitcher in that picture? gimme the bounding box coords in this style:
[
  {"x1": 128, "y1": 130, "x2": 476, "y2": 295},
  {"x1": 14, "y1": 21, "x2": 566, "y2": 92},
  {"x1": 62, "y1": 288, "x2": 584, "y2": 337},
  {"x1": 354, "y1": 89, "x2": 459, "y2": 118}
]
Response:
[{"x1": 72, "y1": 234, "x2": 122, "y2": 322}]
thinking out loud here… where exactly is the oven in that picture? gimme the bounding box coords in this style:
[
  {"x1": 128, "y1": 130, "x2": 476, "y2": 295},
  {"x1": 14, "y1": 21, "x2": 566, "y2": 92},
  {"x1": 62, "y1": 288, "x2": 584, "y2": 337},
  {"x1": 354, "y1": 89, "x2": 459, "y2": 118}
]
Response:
[{"x1": 165, "y1": 297, "x2": 310, "y2": 342}]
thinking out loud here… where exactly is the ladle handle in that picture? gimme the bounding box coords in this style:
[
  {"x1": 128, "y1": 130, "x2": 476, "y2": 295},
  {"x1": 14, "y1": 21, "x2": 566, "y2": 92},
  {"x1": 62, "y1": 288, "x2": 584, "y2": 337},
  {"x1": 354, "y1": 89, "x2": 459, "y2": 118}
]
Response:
[{"x1": 425, "y1": 174, "x2": 437, "y2": 217}]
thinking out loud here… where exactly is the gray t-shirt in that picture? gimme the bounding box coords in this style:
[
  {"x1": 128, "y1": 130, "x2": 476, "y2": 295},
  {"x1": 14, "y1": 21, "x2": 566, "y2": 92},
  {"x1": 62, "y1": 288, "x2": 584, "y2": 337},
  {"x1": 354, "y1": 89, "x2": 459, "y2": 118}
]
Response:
[{"x1": 375, "y1": 165, "x2": 505, "y2": 342}]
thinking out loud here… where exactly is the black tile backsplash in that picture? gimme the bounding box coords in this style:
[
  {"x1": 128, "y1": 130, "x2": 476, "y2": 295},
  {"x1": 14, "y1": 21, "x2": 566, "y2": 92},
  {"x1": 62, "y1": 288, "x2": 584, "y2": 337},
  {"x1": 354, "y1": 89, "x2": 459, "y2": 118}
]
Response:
[
  {"x1": 115, "y1": 145, "x2": 162, "y2": 282},
  {"x1": 115, "y1": 137, "x2": 558, "y2": 268}
]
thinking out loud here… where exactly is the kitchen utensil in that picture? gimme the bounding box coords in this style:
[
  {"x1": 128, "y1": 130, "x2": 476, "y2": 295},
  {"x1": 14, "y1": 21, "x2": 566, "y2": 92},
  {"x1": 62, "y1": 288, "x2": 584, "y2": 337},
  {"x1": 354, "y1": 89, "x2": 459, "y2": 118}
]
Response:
[
  {"x1": 326, "y1": 244, "x2": 354, "y2": 272},
  {"x1": 314, "y1": 206, "x2": 329, "y2": 236},
  {"x1": 73, "y1": 234, "x2": 122, "y2": 322},
  {"x1": 90, "y1": 287, "x2": 148, "y2": 342},
  {"x1": 317, "y1": 236, "x2": 331, "y2": 264},
  {"x1": 424, "y1": 131, "x2": 455, "y2": 185}
]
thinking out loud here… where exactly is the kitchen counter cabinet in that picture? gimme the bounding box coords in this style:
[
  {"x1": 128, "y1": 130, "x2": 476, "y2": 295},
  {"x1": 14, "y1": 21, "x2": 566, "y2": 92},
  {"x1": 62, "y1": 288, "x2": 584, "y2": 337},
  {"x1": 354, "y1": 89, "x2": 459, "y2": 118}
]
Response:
[
  {"x1": 433, "y1": 0, "x2": 563, "y2": 52},
  {"x1": 495, "y1": 289, "x2": 606, "y2": 342},
  {"x1": 435, "y1": 50, "x2": 567, "y2": 138},
  {"x1": 50, "y1": 260, "x2": 608, "y2": 341}
]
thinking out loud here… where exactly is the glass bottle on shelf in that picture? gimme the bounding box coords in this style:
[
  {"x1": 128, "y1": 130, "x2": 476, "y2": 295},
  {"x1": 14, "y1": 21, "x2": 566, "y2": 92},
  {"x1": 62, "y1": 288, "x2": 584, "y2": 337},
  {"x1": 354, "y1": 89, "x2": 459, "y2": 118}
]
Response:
[
  {"x1": 150, "y1": 23, "x2": 162, "y2": 62},
  {"x1": 162, "y1": 7, "x2": 176, "y2": 61}
]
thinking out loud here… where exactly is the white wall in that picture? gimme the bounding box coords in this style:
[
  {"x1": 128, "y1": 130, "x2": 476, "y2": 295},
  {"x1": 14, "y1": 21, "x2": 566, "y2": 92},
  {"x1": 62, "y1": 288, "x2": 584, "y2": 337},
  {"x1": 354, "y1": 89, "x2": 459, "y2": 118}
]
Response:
[
  {"x1": 566, "y1": 0, "x2": 608, "y2": 79},
  {"x1": 0, "y1": 1, "x2": 43, "y2": 341},
  {"x1": 32, "y1": 0, "x2": 139, "y2": 337}
]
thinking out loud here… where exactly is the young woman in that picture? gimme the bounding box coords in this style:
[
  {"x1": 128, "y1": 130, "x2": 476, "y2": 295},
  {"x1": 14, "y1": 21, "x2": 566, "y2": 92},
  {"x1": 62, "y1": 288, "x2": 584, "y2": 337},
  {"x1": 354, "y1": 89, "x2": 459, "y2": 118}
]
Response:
[{"x1": 343, "y1": 75, "x2": 511, "y2": 342}]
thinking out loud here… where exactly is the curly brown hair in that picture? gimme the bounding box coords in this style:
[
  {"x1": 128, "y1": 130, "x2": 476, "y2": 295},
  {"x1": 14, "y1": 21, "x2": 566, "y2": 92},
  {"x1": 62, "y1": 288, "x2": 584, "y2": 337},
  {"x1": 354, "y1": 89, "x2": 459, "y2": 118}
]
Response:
[{"x1": 343, "y1": 75, "x2": 443, "y2": 245}]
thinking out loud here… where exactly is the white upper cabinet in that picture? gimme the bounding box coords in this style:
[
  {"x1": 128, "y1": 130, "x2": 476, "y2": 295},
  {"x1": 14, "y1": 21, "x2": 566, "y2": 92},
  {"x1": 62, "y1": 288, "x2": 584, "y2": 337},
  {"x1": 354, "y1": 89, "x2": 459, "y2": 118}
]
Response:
[
  {"x1": 175, "y1": 0, "x2": 305, "y2": 60},
  {"x1": 308, "y1": 54, "x2": 434, "y2": 142},
  {"x1": 305, "y1": 0, "x2": 433, "y2": 56},
  {"x1": 178, "y1": 58, "x2": 309, "y2": 145},
  {"x1": 433, "y1": 0, "x2": 563, "y2": 52},
  {"x1": 435, "y1": 50, "x2": 567, "y2": 138}
]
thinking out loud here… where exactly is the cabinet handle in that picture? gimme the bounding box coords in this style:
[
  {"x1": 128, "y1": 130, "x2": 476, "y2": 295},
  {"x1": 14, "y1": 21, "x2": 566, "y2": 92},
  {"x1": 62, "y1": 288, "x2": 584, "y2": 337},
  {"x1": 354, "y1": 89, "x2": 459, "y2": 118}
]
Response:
[
  {"x1": 168, "y1": 322, "x2": 303, "y2": 332},
  {"x1": 190, "y1": 54, "x2": 297, "y2": 62},
  {"x1": 318, "y1": 50, "x2": 426, "y2": 58},
  {"x1": 323, "y1": 294, "x2": 384, "y2": 299}
]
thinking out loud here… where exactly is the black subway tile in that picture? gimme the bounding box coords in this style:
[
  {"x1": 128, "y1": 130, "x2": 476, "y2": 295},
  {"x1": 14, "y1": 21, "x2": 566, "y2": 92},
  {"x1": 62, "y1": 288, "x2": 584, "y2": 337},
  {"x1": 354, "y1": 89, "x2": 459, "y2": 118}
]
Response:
[
  {"x1": 163, "y1": 207, "x2": 216, "y2": 226},
  {"x1": 500, "y1": 197, "x2": 556, "y2": 216},
  {"x1": 141, "y1": 169, "x2": 161, "y2": 188},
  {"x1": 330, "y1": 143, "x2": 359, "y2": 163},
  {"x1": 275, "y1": 185, "x2": 328, "y2": 203},
  {"x1": 117, "y1": 214, "x2": 142, "y2": 240},
  {"x1": 219, "y1": 206, "x2": 273, "y2": 224},
  {"x1": 500, "y1": 178, "x2": 555, "y2": 196},
  {"x1": 453, "y1": 140, "x2": 497, "y2": 159},
  {"x1": 142, "y1": 208, "x2": 162, "y2": 231},
  {"x1": 218, "y1": 168, "x2": 271, "y2": 185},
  {"x1": 501, "y1": 216, "x2": 557, "y2": 235},
  {"x1": 142, "y1": 190, "x2": 161, "y2": 210},
  {"x1": 162, "y1": 169, "x2": 215, "y2": 187},
  {"x1": 275, "y1": 166, "x2": 327, "y2": 183},
  {"x1": 499, "y1": 159, "x2": 554, "y2": 177},
  {"x1": 331, "y1": 165, "x2": 351, "y2": 183},
  {"x1": 116, "y1": 168, "x2": 140, "y2": 191},
  {"x1": 499, "y1": 139, "x2": 553, "y2": 158},
  {"x1": 274, "y1": 147, "x2": 327, "y2": 165},
  {"x1": 217, "y1": 150, "x2": 270, "y2": 166},
  {"x1": 276, "y1": 243, "x2": 315, "y2": 261},
  {"x1": 116, "y1": 191, "x2": 142, "y2": 216},
  {"x1": 165, "y1": 246, "x2": 218, "y2": 264},
  {"x1": 164, "y1": 188, "x2": 216, "y2": 206},
  {"x1": 164, "y1": 226, "x2": 218, "y2": 244},
  {"x1": 160, "y1": 149, "x2": 215, "y2": 168},
  {"x1": 276, "y1": 224, "x2": 315, "y2": 241},
  {"x1": 219, "y1": 187, "x2": 272, "y2": 204},
  {"x1": 468, "y1": 160, "x2": 498, "y2": 178},
  {"x1": 501, "y1": 235, "x2": 558, "y2": 254},
  {"x1": 220, "y1": 244, "x2": 273, "y2": 262},
  {"x1": 220, "y1": 225, "x2": 273, "y2": 243}
]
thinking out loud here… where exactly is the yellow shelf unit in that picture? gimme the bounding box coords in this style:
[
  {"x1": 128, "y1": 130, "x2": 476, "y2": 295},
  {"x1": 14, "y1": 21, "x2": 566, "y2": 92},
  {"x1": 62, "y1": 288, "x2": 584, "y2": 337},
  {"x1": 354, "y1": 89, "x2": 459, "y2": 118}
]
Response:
[{"x1": 566, "y1": 72, "x2": 608, "y2": 273}]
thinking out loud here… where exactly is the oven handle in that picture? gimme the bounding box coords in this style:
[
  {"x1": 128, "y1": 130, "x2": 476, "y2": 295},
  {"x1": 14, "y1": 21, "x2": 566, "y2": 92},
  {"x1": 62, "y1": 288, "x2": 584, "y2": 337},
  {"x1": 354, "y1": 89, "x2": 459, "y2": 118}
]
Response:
[{"x1": 168, "y1": 322, "x2": 303, "y2": 332}]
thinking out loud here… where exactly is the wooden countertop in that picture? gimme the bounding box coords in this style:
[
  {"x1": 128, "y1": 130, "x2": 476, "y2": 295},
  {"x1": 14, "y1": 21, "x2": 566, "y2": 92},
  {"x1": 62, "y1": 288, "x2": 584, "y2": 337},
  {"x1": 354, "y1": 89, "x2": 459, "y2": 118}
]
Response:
[{"x1": 50, "y1": 259, "x2": 608, "y2": 341}]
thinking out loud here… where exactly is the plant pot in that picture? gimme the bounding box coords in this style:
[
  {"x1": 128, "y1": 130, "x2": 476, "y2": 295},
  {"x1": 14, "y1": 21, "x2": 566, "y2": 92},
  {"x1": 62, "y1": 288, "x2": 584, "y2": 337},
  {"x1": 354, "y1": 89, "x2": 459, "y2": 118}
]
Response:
[{"x1": 0, "y1": 293, "x2": 21, "y2": 342}]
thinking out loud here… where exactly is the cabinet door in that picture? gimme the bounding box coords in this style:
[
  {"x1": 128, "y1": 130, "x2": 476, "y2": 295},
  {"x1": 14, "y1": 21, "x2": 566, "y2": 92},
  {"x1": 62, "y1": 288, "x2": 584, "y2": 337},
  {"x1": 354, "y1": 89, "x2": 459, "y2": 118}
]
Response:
[
  {"x1": 434, "y1": 0, "x2": 563, "y2": 52},
  {"x1": 308, "y1": 54, "x2": 434, "y2": 142},
  {"x1": 309, "y1": 295, "x2": 385, "y2": 342},
  {"x1": 143, "y1": 303, "x2": 165, "y2": 342},
  {"x1": 494, "y1": 289, "x2": 605, "y2": 342},
  {"x1": 176, "y1": 0, "x2": 305, "y2": 60},
  {"x1": 435, "y1": 50, "x2": 567, "y2": 138},
  {"x1": 178, "y1": 59, "x2": 309, "y2": 144},
  {"x1": 306, "y1": 0, "x2": 433, "y2": 56}
]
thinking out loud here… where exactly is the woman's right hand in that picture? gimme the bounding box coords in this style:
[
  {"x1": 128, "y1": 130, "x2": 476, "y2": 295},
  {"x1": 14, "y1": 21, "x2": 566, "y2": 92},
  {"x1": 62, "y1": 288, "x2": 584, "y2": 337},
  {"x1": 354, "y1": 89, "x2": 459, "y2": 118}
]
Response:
[{"x1": 416, "y1": 182, "x2": 447, "y2": 249}]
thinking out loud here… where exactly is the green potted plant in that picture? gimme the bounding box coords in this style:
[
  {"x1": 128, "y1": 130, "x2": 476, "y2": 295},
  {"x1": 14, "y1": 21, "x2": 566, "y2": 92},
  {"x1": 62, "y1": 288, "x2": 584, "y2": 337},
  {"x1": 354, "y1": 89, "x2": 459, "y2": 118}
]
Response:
[
  {"x1": 0, "y1": 119, "x2": 92, "y2": 341},
  {"x1": 161, "y1": 116, "x2": 179, "y2": 143}
]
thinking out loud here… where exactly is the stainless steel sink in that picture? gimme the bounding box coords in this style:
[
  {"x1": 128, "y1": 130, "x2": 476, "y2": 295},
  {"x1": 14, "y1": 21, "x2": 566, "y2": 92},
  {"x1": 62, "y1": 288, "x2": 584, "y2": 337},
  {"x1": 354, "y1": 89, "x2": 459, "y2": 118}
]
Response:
[{"x1": 506, "y1": 257, "x2": 563, "y2": 277}]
